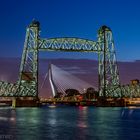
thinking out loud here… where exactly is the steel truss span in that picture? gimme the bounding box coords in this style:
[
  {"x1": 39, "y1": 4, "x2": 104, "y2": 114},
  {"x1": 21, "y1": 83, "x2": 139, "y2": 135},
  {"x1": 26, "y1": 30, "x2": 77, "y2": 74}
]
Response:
[
  {"x1": 38, "y1": 38, "x2": 99, "y2": 52},
  {"x1": 0, "y1": 81, "x2": 36, "y2": 97},
  {"x1": 0, "y1": 20, "x2": 138, "y2": 98}
]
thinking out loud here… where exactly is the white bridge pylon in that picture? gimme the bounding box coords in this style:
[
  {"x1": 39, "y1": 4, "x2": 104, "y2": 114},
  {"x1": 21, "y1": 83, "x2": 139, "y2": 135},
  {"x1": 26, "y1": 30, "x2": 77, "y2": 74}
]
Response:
[{"x1": 41, "y1": 64, "x2": 96, "y2": 96}]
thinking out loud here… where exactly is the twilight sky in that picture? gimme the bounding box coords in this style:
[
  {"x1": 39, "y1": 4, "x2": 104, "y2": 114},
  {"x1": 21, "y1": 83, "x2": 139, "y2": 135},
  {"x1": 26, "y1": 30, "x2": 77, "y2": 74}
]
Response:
[{"x1": 0, "y1": 0, "x2": 140, "y2": 61}]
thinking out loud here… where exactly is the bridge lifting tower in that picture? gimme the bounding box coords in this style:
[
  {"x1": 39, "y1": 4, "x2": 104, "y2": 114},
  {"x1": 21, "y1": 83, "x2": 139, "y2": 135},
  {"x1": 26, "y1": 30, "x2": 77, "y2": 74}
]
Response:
[
  {"x1": 18, "y1": 21, "x2": 40, "y2": 97},
  {"x1": 98, "y1": 26, "x2": 121, "y2": 97}
]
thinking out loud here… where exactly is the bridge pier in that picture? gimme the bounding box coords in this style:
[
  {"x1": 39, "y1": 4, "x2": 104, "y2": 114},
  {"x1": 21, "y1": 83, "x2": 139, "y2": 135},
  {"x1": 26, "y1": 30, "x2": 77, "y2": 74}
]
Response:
[
  {"x1": 12, "y1": 97, "x2": 40, "y2": 107},
  {"x1": 12, "y1": 98, "x2": 16, "y2": 108}
]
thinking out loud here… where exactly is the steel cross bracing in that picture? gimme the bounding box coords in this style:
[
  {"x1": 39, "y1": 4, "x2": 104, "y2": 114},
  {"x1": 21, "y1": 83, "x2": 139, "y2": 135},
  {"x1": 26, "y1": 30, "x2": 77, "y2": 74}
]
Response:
[
  {"x1": 97, "y1": 26, "x2": 121, "y2": 97},
  {"x1": 0, "y1": 20, "x2": 137, "y2": 98},
  {"x1": 0, "y1": 81, "x2": 36, "y2": 97},
  {"x1": 38, "y1": 38, "x2": 99, "y2": 52},
  {"x1": 121, "y1": 84, "x2": 140, "y2": 98}
]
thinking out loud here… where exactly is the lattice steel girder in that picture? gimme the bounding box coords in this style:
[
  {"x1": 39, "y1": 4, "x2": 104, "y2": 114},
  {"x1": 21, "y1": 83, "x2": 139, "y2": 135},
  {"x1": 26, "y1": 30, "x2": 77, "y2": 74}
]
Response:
[
  {"x1": 0, "y1": 81, "x2": 36, "y2": 97},
  {"x1": 121, "y1": 84, "x2": 140, "y2": 98},
  {"x1": 0, "y1": 81, "x2": 17, "y2": 96},
  {"x1": 37, "y1": 38, "x2": 100, "y2": 52}
]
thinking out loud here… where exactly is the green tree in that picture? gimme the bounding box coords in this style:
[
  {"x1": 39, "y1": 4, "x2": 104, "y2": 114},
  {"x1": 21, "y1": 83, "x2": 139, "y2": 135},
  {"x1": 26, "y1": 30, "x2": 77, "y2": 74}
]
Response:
[{"x1": 65, "y1": 89, "x2": 80, "y2": 97}]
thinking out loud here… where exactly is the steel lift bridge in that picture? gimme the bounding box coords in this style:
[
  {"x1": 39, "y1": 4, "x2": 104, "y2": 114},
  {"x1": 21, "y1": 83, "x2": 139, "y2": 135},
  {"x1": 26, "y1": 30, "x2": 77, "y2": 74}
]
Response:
[{"x1": 0, "y1": 20, "x2": 137, "y2": 99}]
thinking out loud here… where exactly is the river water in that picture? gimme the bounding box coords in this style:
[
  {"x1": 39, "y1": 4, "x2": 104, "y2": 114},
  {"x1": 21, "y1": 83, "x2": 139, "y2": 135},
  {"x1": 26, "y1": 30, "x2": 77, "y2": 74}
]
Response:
[{"x1": 0, "y1": 106, "x2": 140, "y2": 140}]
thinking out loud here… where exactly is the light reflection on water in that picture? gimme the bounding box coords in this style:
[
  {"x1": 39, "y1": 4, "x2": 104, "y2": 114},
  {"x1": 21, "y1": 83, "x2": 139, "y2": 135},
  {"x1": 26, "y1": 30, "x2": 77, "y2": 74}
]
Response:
[{"x1": 0, "y1": 106, "x2": 140, "y2": 140}]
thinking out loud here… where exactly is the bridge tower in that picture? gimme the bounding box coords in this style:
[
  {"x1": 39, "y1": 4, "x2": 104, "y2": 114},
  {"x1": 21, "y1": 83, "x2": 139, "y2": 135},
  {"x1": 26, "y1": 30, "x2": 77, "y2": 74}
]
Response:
[
  {"x1": 48, "y1": 64, "x2": 57, "y2": 97},
  {"x1": 18, "y1": 20, "x2": 40, "y2": 97},
  {"x1": 98, "y1": 26, "x2": 121, "y2": 97}
]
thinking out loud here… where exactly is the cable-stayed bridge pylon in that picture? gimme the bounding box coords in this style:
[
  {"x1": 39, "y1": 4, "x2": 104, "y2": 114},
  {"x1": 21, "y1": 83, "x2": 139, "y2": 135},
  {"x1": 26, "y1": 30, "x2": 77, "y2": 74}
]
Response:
[{"x1": 40, "y1": 64, "x2": 96, "y2": 96}]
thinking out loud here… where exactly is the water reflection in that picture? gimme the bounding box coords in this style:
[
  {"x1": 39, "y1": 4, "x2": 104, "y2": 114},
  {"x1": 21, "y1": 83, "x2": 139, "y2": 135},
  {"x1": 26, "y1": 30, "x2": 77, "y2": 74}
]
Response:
[
  {"x1": 48, "y1": 108, "x2": 57, "y2": 126},
  {"x1": 120, "y1": 107, "x2": 140, "y2": 118},
  {"x1": 77, "y1": 106, "x2": 88, "y2": 128},
  {"x1": 121, "y1": 108, "x2": 134, "y2": 117},
  {"x1": 0, "y1": 107, "x2": 139, "y2": 140}
]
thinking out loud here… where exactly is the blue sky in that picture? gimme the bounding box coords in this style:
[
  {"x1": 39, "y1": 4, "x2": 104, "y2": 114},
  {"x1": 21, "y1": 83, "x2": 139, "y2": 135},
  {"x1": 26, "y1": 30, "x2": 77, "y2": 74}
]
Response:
[{"x1": 0, "y1": 0, "x2": 140, "y2": 61}]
